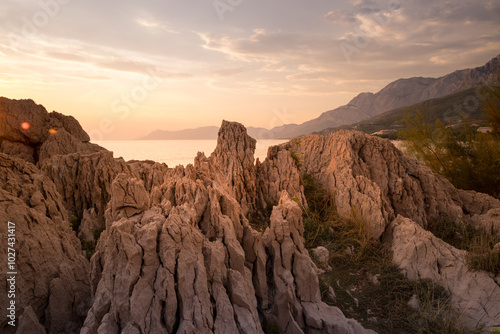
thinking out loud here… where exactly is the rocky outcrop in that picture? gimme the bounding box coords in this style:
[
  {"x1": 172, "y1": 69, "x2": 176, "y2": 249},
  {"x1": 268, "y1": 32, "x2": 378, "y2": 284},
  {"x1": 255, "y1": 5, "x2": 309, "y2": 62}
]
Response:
[
  {"x1": 263, "y1": 130, "x2": 500, "y2": 331},
  {"x1": 276, "y1": 131, "x2": 500, "y2": 238},
  {"x1": 261, "y1": 192, "x2": 371, "y2": 334},
  {"x1": 0, "y1": 153, "x2": 90, "y2": 334},
  {"x1": 40, "y1": 151, "x2": 169, "y2": 241},
  {"x1": 389, "y1": 216, "x2": 500, "y2": 332},
  {"x1": 256, "y1": 144, "x2": 306, "y2": 212},
  {"x1": 81, "y1": 121, "x2": 373, "y2": 334},
  {"x1": 0, "y1": 97, "x2": 102, "y2": 163},
  {"x1": 2, "y1": 94, "x2": 499, "y2": 334},
  {"x1": 211, "y1": 120, "x2": 257, "y2": 215},
  {"x1": 40, "y1": 151, "x2": 130, "y2": 231},
  {"x1": 39, "y1": 128, "x2": 101, "y2": 162}
]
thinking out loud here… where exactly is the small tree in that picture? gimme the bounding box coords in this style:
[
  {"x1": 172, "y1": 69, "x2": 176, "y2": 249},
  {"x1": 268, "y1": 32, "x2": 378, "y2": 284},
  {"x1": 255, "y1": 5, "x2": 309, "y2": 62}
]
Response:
[{"x1": 402, "y1": 84, "x2": 500, "y2": 199}]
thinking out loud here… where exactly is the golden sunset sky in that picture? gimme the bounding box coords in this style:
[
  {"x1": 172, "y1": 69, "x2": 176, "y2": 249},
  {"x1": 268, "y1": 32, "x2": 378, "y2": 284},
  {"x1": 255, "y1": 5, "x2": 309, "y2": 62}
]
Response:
[{"x1": 1, "y1": 0, "x2": 499, "y2": 139}]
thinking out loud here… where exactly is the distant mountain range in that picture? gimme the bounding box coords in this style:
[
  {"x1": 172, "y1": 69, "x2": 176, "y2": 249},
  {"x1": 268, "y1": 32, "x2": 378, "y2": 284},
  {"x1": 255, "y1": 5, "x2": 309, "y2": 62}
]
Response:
[
  {"x1": 140, "y1": 126, "x2": 273, "y2": 140},
  {"x1": 141, "y1": 54, "x2": 500, "y2": 140}
]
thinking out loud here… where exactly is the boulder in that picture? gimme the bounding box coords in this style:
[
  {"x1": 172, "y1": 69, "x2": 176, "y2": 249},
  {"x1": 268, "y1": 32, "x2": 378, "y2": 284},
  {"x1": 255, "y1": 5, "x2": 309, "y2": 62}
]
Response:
[
  {"x1": 389, "y1": 215, "x2": 500, "y2": 332},
  {"x1": 312, "y1": 246, "x2": 330, "y2": 268}
]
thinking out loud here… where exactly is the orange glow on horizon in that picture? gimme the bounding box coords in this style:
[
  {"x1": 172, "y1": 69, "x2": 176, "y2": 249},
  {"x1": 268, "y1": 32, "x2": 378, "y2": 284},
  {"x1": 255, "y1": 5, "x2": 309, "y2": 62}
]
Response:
[
  {"x1": 49, "y1": 128, "x2": 58, "y2": 134},
  {"x1": 21, "y1": 122, "x2": 30, "y2": 130}
]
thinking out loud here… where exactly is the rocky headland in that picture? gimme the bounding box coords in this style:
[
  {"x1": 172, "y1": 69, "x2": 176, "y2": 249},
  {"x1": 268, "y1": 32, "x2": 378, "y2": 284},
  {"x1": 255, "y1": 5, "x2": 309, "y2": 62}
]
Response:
[{"x1": 0, "y1": 97, "x2": 499, "y2": 333}]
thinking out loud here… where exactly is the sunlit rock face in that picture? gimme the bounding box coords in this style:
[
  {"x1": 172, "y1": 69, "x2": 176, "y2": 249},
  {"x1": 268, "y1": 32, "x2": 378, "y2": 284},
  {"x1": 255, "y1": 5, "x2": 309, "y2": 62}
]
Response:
[
  {"x1": 272, "y1": 130, "x2": 500, "y2": 239},
  {"x1": 81, "y1": 121, "x2": 372, "y2": 334},
  {"x1": 1, "y1": 97, "x2": 499, "y2": 333},
  {"x1": 270, "y1": 130, "x2": 500, "y2": 332},
  {"x1": 0, "y1": 97, "x2": 102, "y2": 164}
]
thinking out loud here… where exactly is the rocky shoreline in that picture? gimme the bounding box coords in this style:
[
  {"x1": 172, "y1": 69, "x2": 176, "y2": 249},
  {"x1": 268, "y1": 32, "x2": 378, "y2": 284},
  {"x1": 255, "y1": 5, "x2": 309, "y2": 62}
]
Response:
[{"x1": 1, "y1": 97, "x2": 499, "y2": 333}]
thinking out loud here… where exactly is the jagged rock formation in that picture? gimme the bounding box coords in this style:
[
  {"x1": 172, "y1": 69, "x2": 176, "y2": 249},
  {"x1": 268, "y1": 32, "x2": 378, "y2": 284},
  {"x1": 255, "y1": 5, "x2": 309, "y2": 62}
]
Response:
[
  {"x1": 269, "y1": 131, "x2": 500, "y2": 239},
  {"x1": 264, "y1": 130, "x2": 500, "y2": 331},
  {"x1": 0, "y1": 153, "x2": 90, "y2": 334},
  {"x1": 0, "y1": 97, "x2": 102, "y2": 163},
  {"x1": 211, "y1": 120, "x2": 257, "y2": 215},
  {"x1": 2, "y1": 96, "x2": 499, "y2": 333},
  {"x1": 81, "y1": 122, "x2": 373, "y2": 334},
  {"x1": 40, "y1": 151, "x2": 130, "y2": 240},
  {"x1": 256, "y1": 144, "x2": 306, "y2": 212},
  {"x1": 40, "y1": 151, "x2": 169, "y2": 241}
]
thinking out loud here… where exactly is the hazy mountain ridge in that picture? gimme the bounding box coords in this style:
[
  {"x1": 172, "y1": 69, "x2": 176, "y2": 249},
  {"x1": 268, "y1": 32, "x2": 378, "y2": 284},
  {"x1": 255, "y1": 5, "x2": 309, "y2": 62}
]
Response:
[
  {"x1": 317, "y1": 84, "x2": 499, "y2": 136},
  {"x1": 140, "y1": 125, "x2": 274, "y2": 140},
  {"x1": 142, "y1": 54, "x2": 499, "y2": 140},
  {"x1": 140, "y1": 126, "x2": 220, "y2": 140}
]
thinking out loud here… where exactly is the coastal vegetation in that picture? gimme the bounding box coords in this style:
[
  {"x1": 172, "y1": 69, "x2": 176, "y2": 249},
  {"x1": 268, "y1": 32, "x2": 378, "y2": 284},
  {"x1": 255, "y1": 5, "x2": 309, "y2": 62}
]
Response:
[
  {"x1": 402, "y1": 84, "x2": 500, "y2": 199},
  {"x1": 299, "y1": 174, "x2": 477, "y2": 334}
]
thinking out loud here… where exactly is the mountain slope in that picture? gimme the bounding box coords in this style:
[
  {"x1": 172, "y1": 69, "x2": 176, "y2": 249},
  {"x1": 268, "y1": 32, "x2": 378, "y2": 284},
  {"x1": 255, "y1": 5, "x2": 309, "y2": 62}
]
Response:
[
  {"x1": 271, "y1": 54, "x2": 500, "y2": 138},
  {"x1": 318, "y1": 84, "x2": 499, "y2": 136}
]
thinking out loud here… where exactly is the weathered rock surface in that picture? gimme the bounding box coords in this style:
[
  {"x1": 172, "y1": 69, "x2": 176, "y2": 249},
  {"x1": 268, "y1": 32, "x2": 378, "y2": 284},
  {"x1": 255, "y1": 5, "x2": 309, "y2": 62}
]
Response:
[
  {"x1": 0, "y1": 153, "x2": 90, "y2": 334},
  {"x1": 40, "y1": 151, "x2": 130, "y2": 234},
  {"x1": 256, "y1": 143, "x2": 306, "y2": 212},
  {"x1": 211, "y1": 120, "x2": 257, "y2": 215},
  {"x1": 262, "y1": 130, "x2": 500, "y2": 332},
  {"x1": 2, "y1": 95, "x2": 499, "y2": 334},
  {"x1": 389, "y1": 215, "x2": 500, "y2": 331},
  {"x1": 0, "y1": 97, "x2": 102, "y2": 163},
  {"x1": 81, "y1": 121, "x2": 373, "y2": 334},
  {"x1": 39, "y1": 128, "x2": 101, "y2": 162},
  {"x1": 276, "y1": 131, "x2": 500, "y2": 238},
  {"x1": 311, "y1": 246, "x2": 331, "y2": 269},
  {"x1": 40, "y1": 151, "x2": 169, "y2": 240}
]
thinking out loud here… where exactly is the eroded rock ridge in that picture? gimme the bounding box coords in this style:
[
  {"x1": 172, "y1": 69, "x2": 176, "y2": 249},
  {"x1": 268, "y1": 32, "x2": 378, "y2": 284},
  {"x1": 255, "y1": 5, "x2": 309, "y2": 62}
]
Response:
[{"x1": 1, "y1": 97, "x2": 499, "y2": 333}]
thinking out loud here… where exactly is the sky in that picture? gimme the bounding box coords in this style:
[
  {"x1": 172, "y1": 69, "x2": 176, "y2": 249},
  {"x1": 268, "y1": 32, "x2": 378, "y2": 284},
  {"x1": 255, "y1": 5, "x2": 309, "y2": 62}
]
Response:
[{"x1": 1, "y1": 0, "x2": 499, "y2": 140}]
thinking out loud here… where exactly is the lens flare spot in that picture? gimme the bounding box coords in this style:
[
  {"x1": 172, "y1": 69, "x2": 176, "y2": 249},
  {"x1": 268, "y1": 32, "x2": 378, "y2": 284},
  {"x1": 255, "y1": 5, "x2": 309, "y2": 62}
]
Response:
[
  {"x1": 49, "y1": 128, "x2": 58, "y2": 135},
  {"x1": 21, "y1": 122, "x2": 30, "y2": 130}
]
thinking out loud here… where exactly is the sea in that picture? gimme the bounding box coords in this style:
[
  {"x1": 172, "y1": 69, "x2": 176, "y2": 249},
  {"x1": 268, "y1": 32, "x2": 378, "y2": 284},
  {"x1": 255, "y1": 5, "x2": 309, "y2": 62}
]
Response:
[{"x1": 95, "y1": 139, "x2": 288, "y2": 167}]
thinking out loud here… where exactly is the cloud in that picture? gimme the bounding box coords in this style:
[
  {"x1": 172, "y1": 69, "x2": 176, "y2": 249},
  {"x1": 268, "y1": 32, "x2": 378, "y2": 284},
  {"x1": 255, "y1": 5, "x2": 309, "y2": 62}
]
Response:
[
  {"x1": 96, "y1": 60, "x2": 157, "y2": 74},
  {"x1": 209, "y1": 67, "x2": 247, "y2": 77},
  {"x1": 69, "y1": 74, "x2": 111, "y2": 80},
  {"x1": 324, "y1": 10, "x2": 358, "y2": 25},
  {"x1": 96, "y1": 60, "x2": 194, "y2": 79},
  {"x1": 1, "y1": 0, "x2": 499, "y2": 138},
  {"x1": 135, "y1": 18, "x2": 177, "y2": 34},
  {"x1": 199, "y1": 29, "x2": 340, "y2": 64},
  {"x1": 45, "y1": 51, "x2": 87, "y2": 63}
]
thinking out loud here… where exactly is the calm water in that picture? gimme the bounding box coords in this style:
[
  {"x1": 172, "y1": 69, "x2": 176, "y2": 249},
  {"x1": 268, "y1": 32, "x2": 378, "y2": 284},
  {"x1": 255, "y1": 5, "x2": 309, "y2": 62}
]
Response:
[{"x1": 95, "y1": 139, "x2": 287, "y2": 167}]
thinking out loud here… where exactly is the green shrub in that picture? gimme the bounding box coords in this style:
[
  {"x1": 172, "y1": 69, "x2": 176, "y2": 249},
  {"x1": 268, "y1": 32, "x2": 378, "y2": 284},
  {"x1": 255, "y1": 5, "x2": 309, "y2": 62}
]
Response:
[
  {"x1": 264, "y1": 323, "x2": 280, "y2": 334},
  {"x1": 289, "y1": 149, "x2": 303, "y2": 168},
  {"x1": 402, "y1": 84, "x2": 500, "y2": 199},
  {"x1": 81, "y1": 239, "x2": 95, "y2": 260}
]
